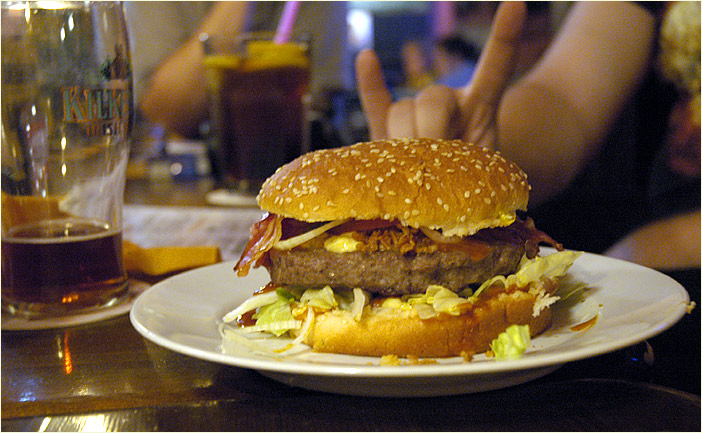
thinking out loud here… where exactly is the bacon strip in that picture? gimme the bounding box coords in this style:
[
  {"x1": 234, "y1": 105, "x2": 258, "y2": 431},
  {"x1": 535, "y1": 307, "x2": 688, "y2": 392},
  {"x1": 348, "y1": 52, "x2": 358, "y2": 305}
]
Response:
[
  {"x1": 473, "y1": 217, "x2": 563, "y2": 258},
  {"x1": 234, "y1": 213, "x2": 283, "y2": 276}
]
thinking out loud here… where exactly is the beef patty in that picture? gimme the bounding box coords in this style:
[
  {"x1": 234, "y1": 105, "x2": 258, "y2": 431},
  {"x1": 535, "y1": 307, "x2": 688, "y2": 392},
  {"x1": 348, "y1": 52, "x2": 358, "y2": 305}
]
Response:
[{"x1": 266, "y1": 240, "x2": 525, "y2": 296}]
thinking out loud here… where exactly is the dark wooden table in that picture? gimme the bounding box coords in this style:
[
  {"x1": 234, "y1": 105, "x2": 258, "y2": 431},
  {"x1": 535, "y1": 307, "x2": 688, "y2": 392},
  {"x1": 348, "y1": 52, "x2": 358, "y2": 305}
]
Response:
[{"x1": 2, "y1": 179, "x2": 700, "y2": 431}]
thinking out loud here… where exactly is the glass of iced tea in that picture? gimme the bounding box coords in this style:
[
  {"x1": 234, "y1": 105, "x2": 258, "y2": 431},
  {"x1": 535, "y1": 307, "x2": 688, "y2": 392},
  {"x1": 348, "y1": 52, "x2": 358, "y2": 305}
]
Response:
[
  {"x1": 1, "y1": 1, "x2": 132, "y2": 318},
  {"x1": 202, "y1": 32, "x2": 311, "y2": 198}
]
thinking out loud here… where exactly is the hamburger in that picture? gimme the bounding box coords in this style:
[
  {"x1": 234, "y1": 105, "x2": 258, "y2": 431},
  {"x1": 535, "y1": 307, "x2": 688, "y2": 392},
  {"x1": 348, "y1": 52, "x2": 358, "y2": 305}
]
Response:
[{"x1": 226, "y1": 138, "x2": 580, "y2": 358}]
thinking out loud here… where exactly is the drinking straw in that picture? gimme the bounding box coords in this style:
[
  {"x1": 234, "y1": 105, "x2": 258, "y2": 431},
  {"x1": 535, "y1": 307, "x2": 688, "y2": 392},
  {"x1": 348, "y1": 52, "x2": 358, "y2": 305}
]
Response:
[
  {"x1": 432, "y1": 1, "x2": 456, "y2": 39},
  {"x1": 273, "y1": 1, "x2": 300, "y2": 44}
]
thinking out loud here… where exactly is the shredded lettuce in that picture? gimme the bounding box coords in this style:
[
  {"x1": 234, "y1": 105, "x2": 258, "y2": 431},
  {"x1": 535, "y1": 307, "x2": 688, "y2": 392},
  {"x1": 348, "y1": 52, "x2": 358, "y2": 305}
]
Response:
[
  {"x1": 472, "y1": 250, "x2": 581, "y2": 300},
  {"x1": 300, "y1": 286, "x2": 339, "y2": 310},
  {"x1": 351, "y1": 288, "x2": 370, "y2": 321},
  {"x1": 252, "y1": 298, "x2": 299, "y2": 336},
  {"x1": 222, "y1": 291, "x2": 279, "y2": 322},
  {"x1": 490, "y1": 324, "x2": 531, "y2": 359}
]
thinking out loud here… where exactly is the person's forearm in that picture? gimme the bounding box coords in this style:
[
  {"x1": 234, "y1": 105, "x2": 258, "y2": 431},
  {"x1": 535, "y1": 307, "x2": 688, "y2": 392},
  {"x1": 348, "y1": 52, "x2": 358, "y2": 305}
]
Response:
[
  {"x1": 140, "y1": 2, "x2": 250, "y2": 137},
  {"x1": 497, "y1": 80, "x2": 590, "y2": 205},
  {"x1": 140, "y1": 36, "x2": 210, "y2": 137},
  {"x1": 495, "y1": 2, "x2": 656, "y2": 204},
  {"x1": 605, "y1": 210, "x2": 701, "y2": 270}
]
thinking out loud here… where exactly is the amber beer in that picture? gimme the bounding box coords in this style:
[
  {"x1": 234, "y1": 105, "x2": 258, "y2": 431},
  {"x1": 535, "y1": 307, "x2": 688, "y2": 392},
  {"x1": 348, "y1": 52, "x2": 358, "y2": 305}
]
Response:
[
  {"x1": 1, "y1": 2, "x2": 131, "y2": 317},
  {"x1": 205, "y1": 37, "x2": 310, "y2": 195},
  {"x1": 1, "y1": 220, "x2": 126, "y2": 315}
]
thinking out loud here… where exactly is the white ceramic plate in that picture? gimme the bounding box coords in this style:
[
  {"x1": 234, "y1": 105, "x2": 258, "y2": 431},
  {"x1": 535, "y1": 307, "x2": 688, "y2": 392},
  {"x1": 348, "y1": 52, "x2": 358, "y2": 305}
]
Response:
[{"x1": 130, "y1": 250, "x2": 690, "y2": 397}]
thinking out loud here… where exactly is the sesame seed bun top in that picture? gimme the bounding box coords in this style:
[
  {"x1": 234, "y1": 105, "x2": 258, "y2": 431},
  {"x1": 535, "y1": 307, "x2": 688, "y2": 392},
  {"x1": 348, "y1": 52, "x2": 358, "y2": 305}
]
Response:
[{"x1": 257, "y1": 138, "x2": 530, "y2": 237}]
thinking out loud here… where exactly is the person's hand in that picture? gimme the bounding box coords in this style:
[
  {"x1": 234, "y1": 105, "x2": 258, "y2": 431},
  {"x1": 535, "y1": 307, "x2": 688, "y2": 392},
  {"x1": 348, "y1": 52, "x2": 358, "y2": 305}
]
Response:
[{"x1": 355, "y1": 1, "x2": 526, "y2": 149}]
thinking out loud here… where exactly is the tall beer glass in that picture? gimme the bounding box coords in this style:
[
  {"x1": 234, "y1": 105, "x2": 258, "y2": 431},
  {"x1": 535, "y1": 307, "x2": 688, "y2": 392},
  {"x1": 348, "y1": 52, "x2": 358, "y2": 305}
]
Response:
[{"x1": 1, "y1": 1, "x2": 132, "y2": 318}]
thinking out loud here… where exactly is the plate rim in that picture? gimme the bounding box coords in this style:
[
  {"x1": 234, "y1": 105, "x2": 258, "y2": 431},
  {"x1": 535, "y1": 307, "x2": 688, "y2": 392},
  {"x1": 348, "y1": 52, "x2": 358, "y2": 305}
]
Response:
[{"x1": 130, "y1": 250, "x2": 690, "y2": 379}]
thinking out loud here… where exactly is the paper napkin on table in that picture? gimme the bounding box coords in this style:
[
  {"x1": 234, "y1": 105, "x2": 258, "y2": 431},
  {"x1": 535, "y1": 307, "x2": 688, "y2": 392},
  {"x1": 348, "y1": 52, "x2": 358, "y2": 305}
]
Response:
[{"x1": 123, "y1": 240, "x2": 221, "y2": 276}]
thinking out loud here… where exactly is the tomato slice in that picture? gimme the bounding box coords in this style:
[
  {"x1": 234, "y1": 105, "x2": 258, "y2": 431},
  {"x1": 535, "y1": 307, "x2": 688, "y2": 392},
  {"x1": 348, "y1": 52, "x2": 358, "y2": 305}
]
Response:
[{"x1": 328, "y1": 218, "x2": 397, "y2": 235}]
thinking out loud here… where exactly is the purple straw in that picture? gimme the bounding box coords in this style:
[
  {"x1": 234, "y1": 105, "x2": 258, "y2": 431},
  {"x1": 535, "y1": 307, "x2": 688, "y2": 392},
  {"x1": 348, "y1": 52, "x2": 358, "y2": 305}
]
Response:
[{"x1": 274, "y1": 1, "x2": 300, "y2": 44}]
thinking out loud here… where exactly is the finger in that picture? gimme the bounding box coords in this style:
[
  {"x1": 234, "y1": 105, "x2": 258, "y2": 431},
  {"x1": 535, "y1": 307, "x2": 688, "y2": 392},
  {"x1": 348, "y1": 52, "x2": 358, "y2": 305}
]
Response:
[
  {"x1": 463, "y1": 1, "x2": 526, "y2": 106},
  {"x1": 414, "y1": 85, "x2": 461, "y2": 139},
  {"x1": 355, "y1": 49, "x2": 393, "y2": 140},
  {"x1": 387, "y1": 99, "x2": 417, "y2": 138}
]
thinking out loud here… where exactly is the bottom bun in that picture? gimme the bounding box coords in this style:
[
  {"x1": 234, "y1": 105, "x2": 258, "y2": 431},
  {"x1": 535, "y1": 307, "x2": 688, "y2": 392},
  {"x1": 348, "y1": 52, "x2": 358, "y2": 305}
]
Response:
[{"x1": 301, "y1": 284, "x2": 555, "y2": 358}]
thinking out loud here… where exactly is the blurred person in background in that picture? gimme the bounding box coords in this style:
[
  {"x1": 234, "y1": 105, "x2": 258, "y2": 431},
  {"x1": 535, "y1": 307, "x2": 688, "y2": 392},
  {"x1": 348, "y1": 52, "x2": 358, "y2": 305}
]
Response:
[
  {"x1": 401, "y1": 40, "x2": 435, "y2": 93},
  {"x1": 400, "y1": 2, "x2": 555, "y2": 97},
  {"x1": 432, "y1": 34, "x2": 480, "y2": 87},
  {"x1": 355, "y1": 1, "x2": 700, "y2": 272},
  {"x1": 125, "y1": 1, "x2": 350, "y2": 140},
  {"x1": 399, "y1": 34, "x2": 479, "y2": 95}
]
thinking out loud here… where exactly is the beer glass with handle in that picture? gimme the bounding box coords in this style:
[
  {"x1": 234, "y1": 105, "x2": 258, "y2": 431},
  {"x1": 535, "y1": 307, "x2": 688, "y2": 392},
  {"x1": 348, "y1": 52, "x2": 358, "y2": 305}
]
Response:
[{"x1": 1, "y1": 1, "x2": 132, "y2": 318}]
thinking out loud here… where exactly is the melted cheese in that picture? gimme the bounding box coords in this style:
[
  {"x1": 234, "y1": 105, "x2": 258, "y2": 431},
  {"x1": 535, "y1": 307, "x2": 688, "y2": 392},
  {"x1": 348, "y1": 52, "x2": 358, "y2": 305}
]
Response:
[{"x1": 324, "y1": 235, "x2": 362, "y2": 253}]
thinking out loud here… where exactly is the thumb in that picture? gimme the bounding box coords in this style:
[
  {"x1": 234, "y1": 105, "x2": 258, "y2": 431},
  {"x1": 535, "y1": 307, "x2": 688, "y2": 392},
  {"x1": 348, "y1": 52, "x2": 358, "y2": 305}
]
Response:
[{"x1": 355, "y1": 49, "x2": 393, "y2": 140}]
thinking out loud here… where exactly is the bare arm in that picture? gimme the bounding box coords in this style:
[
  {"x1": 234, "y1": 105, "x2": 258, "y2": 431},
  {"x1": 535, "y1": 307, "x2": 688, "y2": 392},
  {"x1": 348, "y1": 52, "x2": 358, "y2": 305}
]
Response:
[
  {"x1": 140, "y1": 2, "x2": 250, "y2": 138},
  {"x1": 498, "y1": 1, "x2": 657, "y2": 203},
  {"x1": 605, "y1": 210, "x2": 701, "y2": 270}
]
